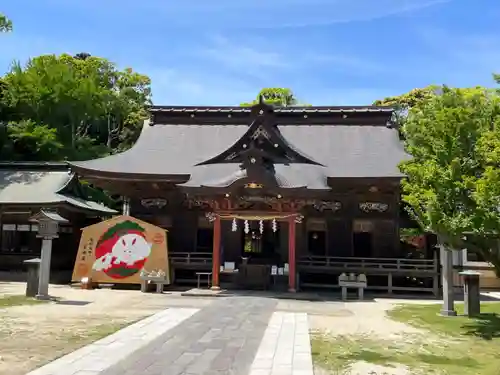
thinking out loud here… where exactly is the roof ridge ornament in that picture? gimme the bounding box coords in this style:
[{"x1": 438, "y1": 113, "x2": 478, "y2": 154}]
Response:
[{"x1": 195, "y1": 99, "x2": 324, "y2": 167}]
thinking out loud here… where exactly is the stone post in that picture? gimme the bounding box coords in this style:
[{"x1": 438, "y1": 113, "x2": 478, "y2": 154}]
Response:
[
  {"x1": 460, "y1": 271, "x2": 481, "y2": 317},
  {"x1": 440, "y1": 244, "x2": 457, "y2": 316},
  {"x1": 36, "y1": 239, "x2": 53, "y2": 299},
  {"x1": 23, "y1": 258, "x2": 41, "y2": 297}
]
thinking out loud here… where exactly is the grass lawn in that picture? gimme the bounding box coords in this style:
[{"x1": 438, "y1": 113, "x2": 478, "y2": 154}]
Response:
[
  {"x1": 312, "y1": 302, "x2": 500, "y2": 375},
  {"x1": 0, "y1": 294, "x2": 48, "y2": 308},
  {"x1": 64, "y1": 320, "x2": 138, "y2": 344}
]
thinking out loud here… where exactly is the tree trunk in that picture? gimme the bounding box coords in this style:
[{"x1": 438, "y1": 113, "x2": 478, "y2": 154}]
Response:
[{"x1": 107, "y1": 113, "x2": 112, "y2": 148}]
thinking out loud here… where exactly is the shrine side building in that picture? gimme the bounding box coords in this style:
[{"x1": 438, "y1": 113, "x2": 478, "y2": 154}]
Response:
[
  {"x1": 0, "y1": 162, "x2": 116, "y2": 281},
  {"x1": 70, "y1": 101, "x2": 439, "y2": 294}
]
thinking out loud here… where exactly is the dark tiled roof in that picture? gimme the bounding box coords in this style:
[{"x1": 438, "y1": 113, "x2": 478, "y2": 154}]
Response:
[
  {"x1": 71, "y1": 122, "x2": 247, "y2": 176},
  {"x1": 150, "y1": 105, "x2": 394, "y2": 114},
  {"x1": 70, "y1": 120, "x2": 409, "y2": 184},
  {"x1": 0, "y1": 166, "x2": 116, "y2": 213}
]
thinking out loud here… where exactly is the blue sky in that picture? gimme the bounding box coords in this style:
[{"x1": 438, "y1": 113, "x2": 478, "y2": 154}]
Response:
[{"x1": 1, "y1": 0, "x2": 499, "y2": 105}]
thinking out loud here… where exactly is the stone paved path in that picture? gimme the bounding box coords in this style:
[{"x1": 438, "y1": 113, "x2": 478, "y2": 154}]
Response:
[
  {"x1": 103, "y1": 297, "x2": 278, "y2": 375},
  {"x1": 27, "y1": 296, "x2": 315, "y2": 375},
  {"x1": 249, "y1": 312, "x2": 313, "y2": 375}
]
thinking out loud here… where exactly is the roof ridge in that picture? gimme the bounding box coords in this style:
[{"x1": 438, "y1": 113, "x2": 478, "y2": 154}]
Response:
[{"x1": 150, "y1": 105, "x2": 394, "y2": 113}]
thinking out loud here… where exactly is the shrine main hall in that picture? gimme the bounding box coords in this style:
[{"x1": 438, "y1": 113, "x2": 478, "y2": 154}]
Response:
[{"x1": 70, "y1": 100, "x2": 438, "y2": 293}]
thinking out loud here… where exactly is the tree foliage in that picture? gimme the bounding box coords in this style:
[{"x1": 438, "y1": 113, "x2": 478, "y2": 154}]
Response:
[
  {"x1": 0, "y1": 53, "x2": 151, "y2": 161},
  {"x1": 0, "y1": 13, "x2": 12, "y2": 32},
  {"x1": 399, "y1": 85, "x2": 500, "y2": 273},
  {"x1": 374, "y1": 86, "x2": 439, "y2": 127},
  {"x1": 5, "y1": 120, "x2": 63, "y2": 161},
  {"x1": 241, "y1": 88, "x2": 309, "y2": 107}
]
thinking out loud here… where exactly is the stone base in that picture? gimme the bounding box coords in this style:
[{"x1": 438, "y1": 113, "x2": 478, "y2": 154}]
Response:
[
  {"x1": 35, "y1": 294, "x2": 51, "y2": 301},
  {"x1": 440, "y1": 309, "x2": 458, "y2": 317}
]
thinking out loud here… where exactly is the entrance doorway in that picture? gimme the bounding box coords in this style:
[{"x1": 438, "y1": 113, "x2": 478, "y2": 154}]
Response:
[
  {"x1": 353, "y1": 232, "x2": 373, "y2": 257},
  {"x1": 240, "y1": 221, "x2": 281, "y2": 264},
  {"x1": 237, "y1": 220, "x2": 284, "y2": 290},
  {"x1": 352, "y1": 220, "x2": 373, "y2": 257}
]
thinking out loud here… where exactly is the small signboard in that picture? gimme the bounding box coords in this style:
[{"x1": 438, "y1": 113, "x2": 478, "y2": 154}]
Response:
[
  {"x1": 224, "y1": 262, "x2": 235, "y2": 271},
  {"x1": 284, "y1": 263, "x2": 289, "y2": 274}
]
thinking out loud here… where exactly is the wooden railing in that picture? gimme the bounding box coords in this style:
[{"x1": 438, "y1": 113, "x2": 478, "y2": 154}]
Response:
[
  {"x1": 169, "y1": 253, "x2": 437, "y2": 271},
  {"x1": 297, "y1": 255, "x2": 438, "y2": 272},
  {"x1": 169, "y1": 252, "x2": 212, "y2": 265}
]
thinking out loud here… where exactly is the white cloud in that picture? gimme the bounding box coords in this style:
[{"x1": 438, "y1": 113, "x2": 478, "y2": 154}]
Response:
[
  {"x1": 146, "y1": 65, "x2": 400, "y2": 106},
  {"x1": 137, "y1": 0, "x2": 451, "y2": 29},
  {"x1": 147, "y1": 68, "x2": 259, "y2": 105},
  {"x1": 42, "y1": 0, "x2": 451, "y2": 29},
  {"x1": 194, "y1": 34, "x2": 391, "y2": 83},
  {"x1": 0, "y1": 0, "x2": 459, "y2": 107},
  {"x1": 196, "y1": 36, "x2": 291, "y2": 80}
]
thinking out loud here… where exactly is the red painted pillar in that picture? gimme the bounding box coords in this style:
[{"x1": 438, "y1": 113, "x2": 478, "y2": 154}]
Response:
[
  {"x1": 211, "y1": 215, "x2": 221, "y2": 290},
  {"x1": 288, "y1": 216, "x2": 297, "y2": 292}
]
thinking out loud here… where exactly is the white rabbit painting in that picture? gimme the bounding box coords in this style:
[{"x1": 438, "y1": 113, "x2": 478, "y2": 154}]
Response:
[{"x1": 92, "y1": 233, "x2": 152, "y2": 272}]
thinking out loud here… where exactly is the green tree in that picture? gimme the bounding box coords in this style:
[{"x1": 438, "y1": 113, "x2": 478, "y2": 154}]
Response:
[
  {"x1": 1, "y1": 53, "x2": 151, "y2": 160},
  {"x1": 0, "y1": 13, "x2": 12, "y2": 32},
  {"x1": 4, "y1": 120, "x2": 64, "y2": 161},
  {"x1": 241, "y1": 88, "x2": 309, "y2": 107},
  {"x1": 401, "y1": 85, "x2": 500, "y2": 274},
  {"x1": 374, "y1": 86, "x2": 439, "y2": 127}
]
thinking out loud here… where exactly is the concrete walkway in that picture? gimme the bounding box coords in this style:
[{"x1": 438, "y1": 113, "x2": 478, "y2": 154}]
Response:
[{"x1": 27, "y1": 297, "x2": 315, "y2": 375}]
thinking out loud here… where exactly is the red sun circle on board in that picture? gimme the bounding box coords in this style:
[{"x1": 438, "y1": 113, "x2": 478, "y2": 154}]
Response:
[{"x1": 92, "y1": 221, "x2": 152, "y2": 280}]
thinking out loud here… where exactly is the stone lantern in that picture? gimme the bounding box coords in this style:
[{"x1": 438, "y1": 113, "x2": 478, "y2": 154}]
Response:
[{"x1": 29, "y1": 210, "x2": 68, "y2": 300}]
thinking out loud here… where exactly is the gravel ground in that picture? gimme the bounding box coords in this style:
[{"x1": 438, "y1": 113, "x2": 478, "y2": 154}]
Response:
[{"x1": 0, "y1": 282, "x2": 212, "y2": 375}]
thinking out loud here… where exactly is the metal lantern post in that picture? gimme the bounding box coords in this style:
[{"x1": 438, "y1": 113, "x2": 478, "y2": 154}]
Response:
[{"x1": 29, "y1": 210, "x2": 68, "y2": 300}]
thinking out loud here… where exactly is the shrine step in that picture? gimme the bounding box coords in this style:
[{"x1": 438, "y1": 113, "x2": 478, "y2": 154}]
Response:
[{"x1": 180, "y1": 287, "x2": 226, "y2": 297}]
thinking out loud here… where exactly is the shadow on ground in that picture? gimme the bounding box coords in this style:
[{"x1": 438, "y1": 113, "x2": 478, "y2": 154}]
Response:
[
  {"x1": 55, "y1": 300, "x2": 92, "y2": 306},
  {"x1": 463, "y1": 313, "x2": 500, "y2": 340},
  {"x1": 211, "y1": 289, "x2": 378, "y2": 302}
]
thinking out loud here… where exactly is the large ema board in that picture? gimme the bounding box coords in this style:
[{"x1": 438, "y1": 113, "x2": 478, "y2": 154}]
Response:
[{"x1": 72, "y1": 215, "x2": 170, "y2": 285}]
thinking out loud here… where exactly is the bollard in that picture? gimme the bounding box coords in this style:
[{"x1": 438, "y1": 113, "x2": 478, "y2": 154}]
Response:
[
  {"x1": 459, "y1": 271, "x2": 481, "y2": 317},
  {"x1": 23, "y1": 258, "x2": 41, "y2": 297}
]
